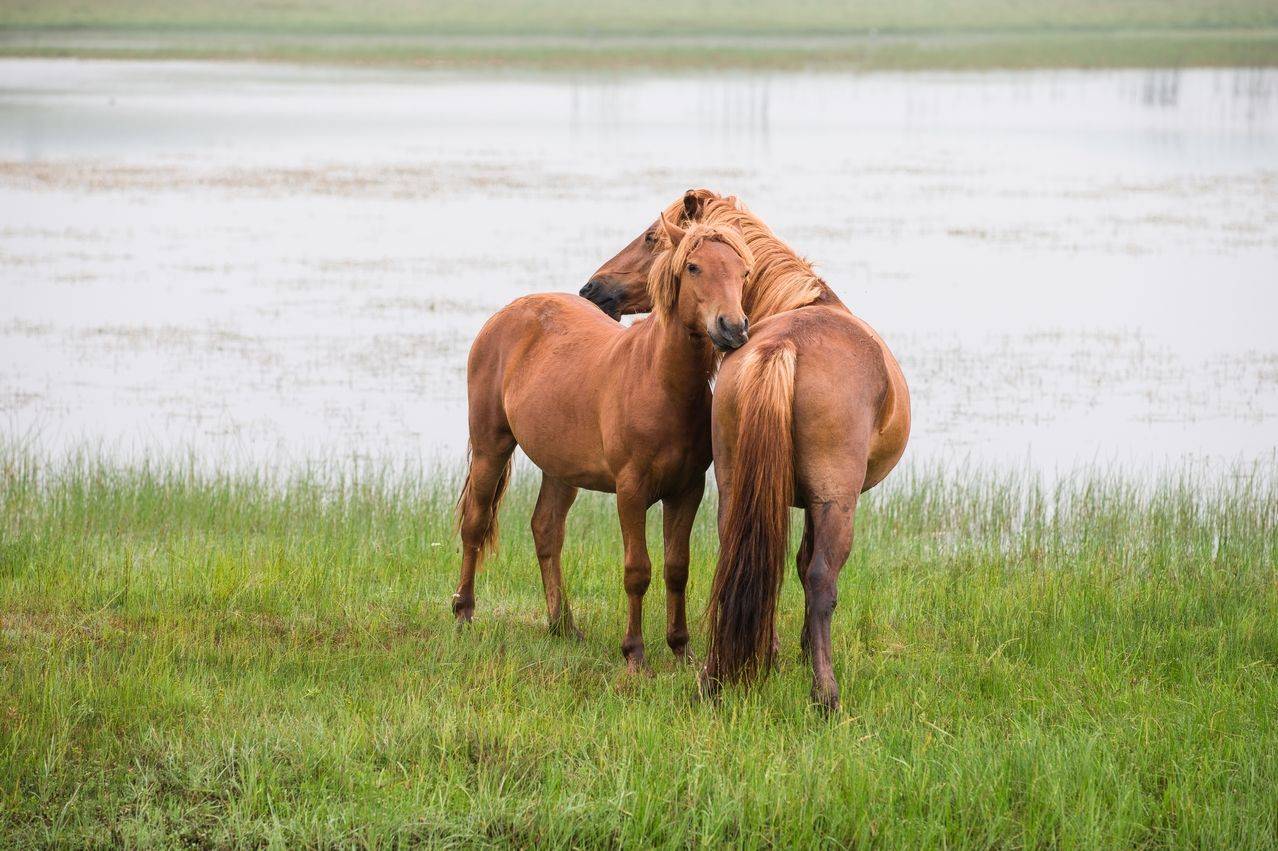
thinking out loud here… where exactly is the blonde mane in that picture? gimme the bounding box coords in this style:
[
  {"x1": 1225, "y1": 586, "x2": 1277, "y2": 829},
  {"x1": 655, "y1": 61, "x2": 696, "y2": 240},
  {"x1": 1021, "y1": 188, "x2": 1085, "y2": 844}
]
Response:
[
  {"x1": 647, "y1": 222, "x2": 754, "y2": 322},
  {"x1": 661, "y1": 190, "x2": 830, "y2": 322}
]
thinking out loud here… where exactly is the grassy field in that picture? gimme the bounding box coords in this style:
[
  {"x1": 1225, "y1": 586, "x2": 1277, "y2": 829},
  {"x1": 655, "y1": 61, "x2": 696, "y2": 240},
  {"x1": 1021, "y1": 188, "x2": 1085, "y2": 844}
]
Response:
[
  {"x1": 2, "y1": 0, "x2": 1277, "y2": 68},
  {"x1": 2, "y1": 447, "x2": 1276, "y2": 847}
]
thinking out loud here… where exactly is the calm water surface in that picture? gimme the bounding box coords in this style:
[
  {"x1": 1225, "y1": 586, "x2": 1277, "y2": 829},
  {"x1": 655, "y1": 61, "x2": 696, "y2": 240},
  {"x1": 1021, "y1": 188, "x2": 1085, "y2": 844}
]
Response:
[{"x1": 2, "y1": 60, "x2": 1276, "y2": 476}]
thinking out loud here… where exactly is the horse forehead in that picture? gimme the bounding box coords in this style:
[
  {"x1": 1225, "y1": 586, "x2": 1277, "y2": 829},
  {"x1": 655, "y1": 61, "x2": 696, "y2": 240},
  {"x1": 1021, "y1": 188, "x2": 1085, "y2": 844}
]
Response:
[{"x1": 689, "y1": 238, "x2": 744, "y2": 271}]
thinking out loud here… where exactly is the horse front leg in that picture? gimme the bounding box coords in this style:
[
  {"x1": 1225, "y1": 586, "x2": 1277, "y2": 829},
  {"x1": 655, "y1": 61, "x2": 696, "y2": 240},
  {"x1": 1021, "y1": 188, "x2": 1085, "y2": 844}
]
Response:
[
  {"x1": 616, "y1": 487, "x2": 653, "y2": 674},
  {"x1": 661, "y1": 477, "x2": 704, "y2": 663}
]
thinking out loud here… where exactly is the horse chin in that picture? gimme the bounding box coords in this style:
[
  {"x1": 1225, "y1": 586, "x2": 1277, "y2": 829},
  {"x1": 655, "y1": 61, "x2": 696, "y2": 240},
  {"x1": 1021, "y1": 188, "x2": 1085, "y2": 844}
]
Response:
[
  {"x1": 591, "y1": 296, "x2": 621, "y2": 319},
  {"x1": 709, "y1": 331, "x2": 746, "y2": 352}
]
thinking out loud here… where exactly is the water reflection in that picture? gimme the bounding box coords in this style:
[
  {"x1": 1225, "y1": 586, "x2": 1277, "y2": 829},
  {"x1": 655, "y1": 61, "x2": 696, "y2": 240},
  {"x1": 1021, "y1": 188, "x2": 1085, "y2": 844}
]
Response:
[{"x1": 1139, "y1": 70, "x2": 1180, "y2": 108}]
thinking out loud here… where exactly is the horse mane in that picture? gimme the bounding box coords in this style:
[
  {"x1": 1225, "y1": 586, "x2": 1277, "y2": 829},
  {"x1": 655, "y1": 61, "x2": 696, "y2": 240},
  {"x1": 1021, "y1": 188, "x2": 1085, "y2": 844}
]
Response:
[
  {"x1": 647, "y1": 222, "x2": 754, "y2": 322},
  {"x1": 662, "y1": 190, "x2": 830, "y2": 322}
]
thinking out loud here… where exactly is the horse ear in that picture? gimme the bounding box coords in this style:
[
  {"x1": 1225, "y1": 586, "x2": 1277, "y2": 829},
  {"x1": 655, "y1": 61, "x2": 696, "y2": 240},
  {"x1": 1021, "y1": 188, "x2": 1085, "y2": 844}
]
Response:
[
  {"x1": 661, "y1": 210, "x2": 686, "y2": 249},
  {"x1": 682, "y1": 189, "x2": 705, "y2": 222}
]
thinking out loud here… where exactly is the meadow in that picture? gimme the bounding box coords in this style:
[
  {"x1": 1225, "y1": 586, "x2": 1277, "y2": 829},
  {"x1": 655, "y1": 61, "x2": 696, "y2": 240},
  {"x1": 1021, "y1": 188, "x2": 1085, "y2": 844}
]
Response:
[
  {"x1": 2, "y1": 446, "x2": 1276, "y2": 847},
  {"x1": 2, "y1": 0, "x2": 1278, "y2": 68}
]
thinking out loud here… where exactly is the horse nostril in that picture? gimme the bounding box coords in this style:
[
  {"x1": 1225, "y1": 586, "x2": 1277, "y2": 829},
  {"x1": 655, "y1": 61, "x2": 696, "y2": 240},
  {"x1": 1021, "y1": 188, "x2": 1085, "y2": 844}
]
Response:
[
  {"x1": 580, "y1": 279, "x2": 601, "y2": 298},
  {"x1": 717, "y1": 316, "x2": 747, "y2": 340}
]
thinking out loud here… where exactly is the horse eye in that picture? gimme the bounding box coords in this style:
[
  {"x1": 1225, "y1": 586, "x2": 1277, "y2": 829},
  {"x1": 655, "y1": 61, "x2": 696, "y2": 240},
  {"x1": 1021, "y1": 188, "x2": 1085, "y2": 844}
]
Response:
[
  {"x1": 686, "y1": 263, "x2": 701, "y2": 274},
  {"x1": 644, "y1": 232, "x2": 656, "y2": 246}
]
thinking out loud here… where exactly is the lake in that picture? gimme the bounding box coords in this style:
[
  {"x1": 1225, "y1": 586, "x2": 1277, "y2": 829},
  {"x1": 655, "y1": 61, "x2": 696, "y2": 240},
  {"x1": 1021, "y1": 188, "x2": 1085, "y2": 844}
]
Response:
[{"x1": 2, "y1": 59, "x2": 1275, "y2": 477}]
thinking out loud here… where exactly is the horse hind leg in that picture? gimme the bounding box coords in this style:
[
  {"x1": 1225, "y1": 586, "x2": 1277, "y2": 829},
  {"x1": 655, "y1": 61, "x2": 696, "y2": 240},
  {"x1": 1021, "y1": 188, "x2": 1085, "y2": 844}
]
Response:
[
  {"x1": 531, "y1": 474, "x2": 582, "y2": 639},
  {"x1": 802, "y1": 495, "x2": 858, "y2": 715},
  {"x1": 453, "y1": 440, "x2": 515, "y2": 626},
  {"x1": 796, "y1": 509, "x2": 816, "y2": 661}
]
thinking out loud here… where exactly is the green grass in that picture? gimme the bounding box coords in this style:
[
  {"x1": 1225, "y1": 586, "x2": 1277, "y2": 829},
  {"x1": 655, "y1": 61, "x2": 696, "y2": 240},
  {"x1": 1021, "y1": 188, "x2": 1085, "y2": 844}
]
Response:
[
  {"x1": 2, "y1": 0, "x2": 1278, "y2": 68},
  {"x1": 2, "y1": 447, "x2": 1277, "y2": 847}
]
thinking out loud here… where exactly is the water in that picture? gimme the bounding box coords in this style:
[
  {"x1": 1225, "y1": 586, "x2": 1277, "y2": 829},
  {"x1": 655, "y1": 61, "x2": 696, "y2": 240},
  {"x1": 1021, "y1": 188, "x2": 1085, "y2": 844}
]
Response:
[{"x1": 2, "y1": 59, "x2": 1276, "y2": 476}]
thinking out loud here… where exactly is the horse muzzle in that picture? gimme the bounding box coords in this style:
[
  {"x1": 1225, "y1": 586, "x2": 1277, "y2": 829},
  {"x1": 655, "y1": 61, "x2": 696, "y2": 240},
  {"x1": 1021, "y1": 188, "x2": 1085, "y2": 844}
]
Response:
[
  {"x1": 580, "y1": 277, "x2": 622, "y2": 319},
  {"x1": 709, "y1": 316, "x2": 749, "y2": 351}
]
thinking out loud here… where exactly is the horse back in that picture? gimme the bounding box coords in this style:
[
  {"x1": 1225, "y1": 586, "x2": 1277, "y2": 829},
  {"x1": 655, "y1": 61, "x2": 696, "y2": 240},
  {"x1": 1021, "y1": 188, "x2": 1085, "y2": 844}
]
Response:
[{"x1": 468, "y1": 293, "x2": 622, "y2": 390}]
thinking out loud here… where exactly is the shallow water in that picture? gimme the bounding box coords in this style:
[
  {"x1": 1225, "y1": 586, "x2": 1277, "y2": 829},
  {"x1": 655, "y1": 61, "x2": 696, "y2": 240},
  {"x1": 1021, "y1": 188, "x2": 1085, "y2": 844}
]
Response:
[{"x1": 2, "y1": 59, "x2": 1276, "y2": 476}]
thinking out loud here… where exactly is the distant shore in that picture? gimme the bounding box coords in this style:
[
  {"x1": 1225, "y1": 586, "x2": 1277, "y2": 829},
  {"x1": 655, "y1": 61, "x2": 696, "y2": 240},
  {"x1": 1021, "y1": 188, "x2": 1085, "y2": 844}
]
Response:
[
  {"x1": 3, "y1": 26, "x2": 1277, "y2": 70},
  {"x1": 5, "y1": 0, "x2": 1278, "y2": 71}
]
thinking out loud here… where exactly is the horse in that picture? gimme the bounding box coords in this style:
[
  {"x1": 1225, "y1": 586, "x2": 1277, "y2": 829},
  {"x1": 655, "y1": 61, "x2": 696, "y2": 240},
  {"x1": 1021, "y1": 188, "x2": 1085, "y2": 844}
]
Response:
[
  {"x1": 453, "y1": 213, "x2": 753, "y2": 674},
  {"x1": 581, "y1": 189, "x2": 911, "y2": 712}
]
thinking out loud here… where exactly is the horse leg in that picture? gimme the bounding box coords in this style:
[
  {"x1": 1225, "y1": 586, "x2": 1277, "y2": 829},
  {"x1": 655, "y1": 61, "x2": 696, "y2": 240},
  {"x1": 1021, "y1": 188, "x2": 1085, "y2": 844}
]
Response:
[
  {"x1": 531, "y1": 474, "x2": 582, "y2": 639},
  {"x1": 796, "y1": 509, "x2": 815, "y2": 660},
  {"x1": 617, "y1": 488, "x2": 652, "y2": 674},
  {"x1": 661, "y1": 479, "x2": 703, "y2": 663},
  {"x1": 453, "y1": 443, "x2": 514, "y2": 626},
  {"x1": 803, "y1": 496, "x2": 857, "y2": 715}
]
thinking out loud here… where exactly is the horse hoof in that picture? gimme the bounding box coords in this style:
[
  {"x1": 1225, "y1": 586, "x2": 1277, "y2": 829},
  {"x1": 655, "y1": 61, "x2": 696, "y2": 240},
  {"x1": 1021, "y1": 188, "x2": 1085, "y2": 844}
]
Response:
[
  {"x1": 451, "y1": 592, "x2": 474, "y2": 615},
  {"x1": 810, "y1": 689, "x2": 841, "y2": 717},
  {"x1": 624, "y1": 657, "x2": 652, "y2": 677},
  {"x1": 549, "y1": 619, "x2": 584, "y2": 642},
  {"x1": 667, "y1": 641, "x2": 694, "y2": 665},
  {"x1": 695, "y1": 668, "x2": 721, "y2": 703}
]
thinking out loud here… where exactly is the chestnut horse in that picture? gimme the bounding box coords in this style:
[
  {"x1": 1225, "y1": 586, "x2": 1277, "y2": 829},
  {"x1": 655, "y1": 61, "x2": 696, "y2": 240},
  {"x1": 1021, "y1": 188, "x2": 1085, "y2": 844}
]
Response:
[
  {"x1": 454, "y1": 215, "x2": 752, "y2": 673},
  {"x1": 582, "y1": 190, "x2": 910, "y2": 711}
]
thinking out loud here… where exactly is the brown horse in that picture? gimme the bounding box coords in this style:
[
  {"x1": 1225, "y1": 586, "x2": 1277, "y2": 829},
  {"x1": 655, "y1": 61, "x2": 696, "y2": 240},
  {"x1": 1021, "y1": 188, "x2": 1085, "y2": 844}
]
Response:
[
  {"x1": 583, "y1": 190, "x2": 910, "y2": 711},
  {"x1": 454, "y1": 214, "x2": 753, "y2": 673}
]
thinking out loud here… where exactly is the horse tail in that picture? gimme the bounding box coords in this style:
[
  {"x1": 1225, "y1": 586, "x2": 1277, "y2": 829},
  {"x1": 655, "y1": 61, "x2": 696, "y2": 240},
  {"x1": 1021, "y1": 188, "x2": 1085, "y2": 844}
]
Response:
[
  {"x1": 706, "y1": 340, "x2": 797, "y2": 687},
  {"x1": 454, "y1": 443, "x2": 512, "y2": 560}
]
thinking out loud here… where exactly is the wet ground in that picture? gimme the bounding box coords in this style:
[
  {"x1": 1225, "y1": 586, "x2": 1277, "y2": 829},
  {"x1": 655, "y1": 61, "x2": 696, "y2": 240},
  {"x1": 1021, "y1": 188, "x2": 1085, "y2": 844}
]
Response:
[{"x1": 2, "y1": 59, "x2": 1276, "y2": 475}]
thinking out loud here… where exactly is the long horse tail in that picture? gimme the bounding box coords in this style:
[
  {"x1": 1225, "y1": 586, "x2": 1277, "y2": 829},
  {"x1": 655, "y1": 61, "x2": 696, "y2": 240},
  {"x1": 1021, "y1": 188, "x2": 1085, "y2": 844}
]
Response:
[
  {"x1": 454, "y1": 442, "x2": 512, "y2": 560},
  {"x1": 706, "y1": 340, "x2": 797, "y2": 687}
]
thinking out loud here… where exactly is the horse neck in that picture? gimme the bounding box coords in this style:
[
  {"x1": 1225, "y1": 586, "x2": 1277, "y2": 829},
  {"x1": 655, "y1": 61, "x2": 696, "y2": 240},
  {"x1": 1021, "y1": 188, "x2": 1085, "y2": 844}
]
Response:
[
  {"x1": 635, "y1": 313, "x2": 716, "y2": 397},
  {"x1": 746, "y1": 268, "x2": 845, "y2": 323}
]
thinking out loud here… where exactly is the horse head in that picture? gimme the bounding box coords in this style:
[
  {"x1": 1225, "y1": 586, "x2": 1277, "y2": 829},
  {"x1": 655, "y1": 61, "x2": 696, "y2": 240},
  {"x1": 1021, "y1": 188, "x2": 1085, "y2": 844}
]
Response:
[
  {"x1": 648, "y1": 212, "x2": 751, "y2": 351},
  {"x1": 581, "y1": 188, "x2": 722, "y2": 318}
]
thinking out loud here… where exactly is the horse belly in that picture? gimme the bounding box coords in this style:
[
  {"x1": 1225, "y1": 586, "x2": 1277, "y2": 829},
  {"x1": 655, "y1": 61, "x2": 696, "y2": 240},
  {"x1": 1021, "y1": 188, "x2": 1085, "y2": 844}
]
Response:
[{"x1": 503, "y1": 367, "x2": 616, "y2": 493}]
